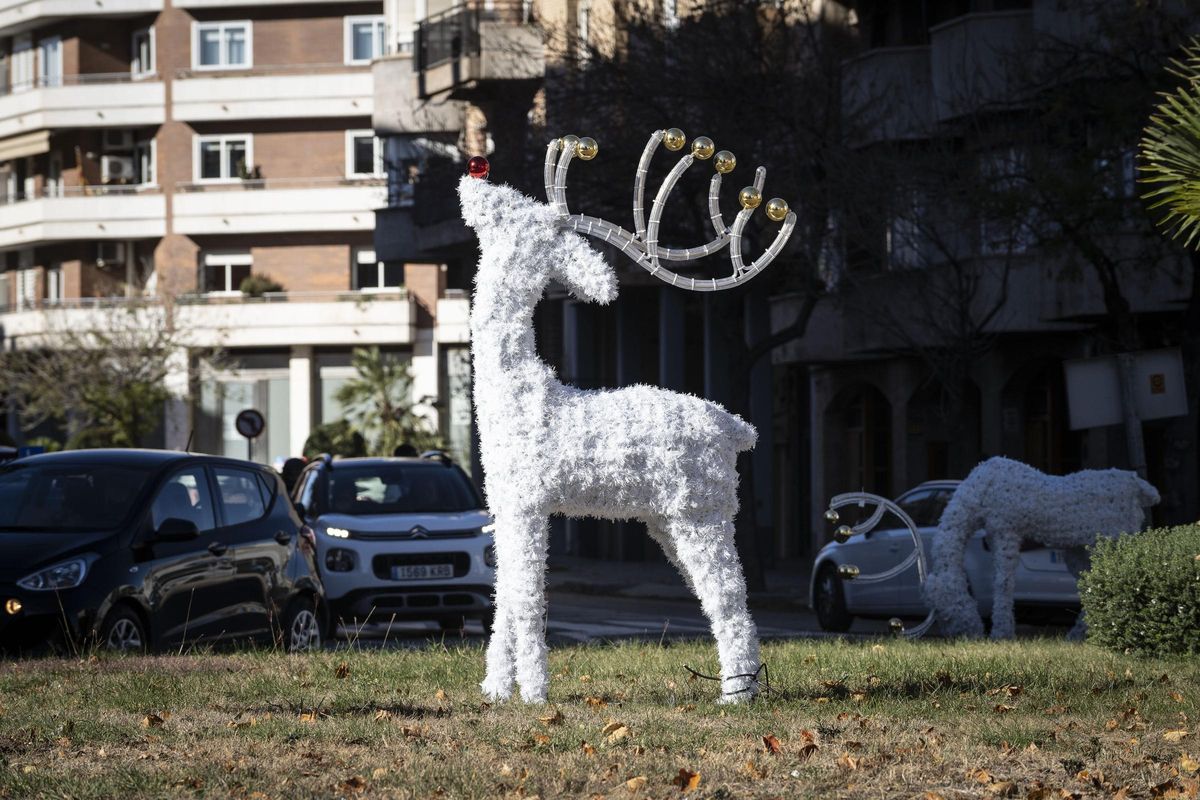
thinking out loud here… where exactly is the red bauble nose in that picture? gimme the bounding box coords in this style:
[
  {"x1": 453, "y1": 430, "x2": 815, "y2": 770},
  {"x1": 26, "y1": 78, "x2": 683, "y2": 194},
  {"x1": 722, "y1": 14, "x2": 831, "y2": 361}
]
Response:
[{"x1": 467, "y1": 156, "x2": 490, "y2": 179}]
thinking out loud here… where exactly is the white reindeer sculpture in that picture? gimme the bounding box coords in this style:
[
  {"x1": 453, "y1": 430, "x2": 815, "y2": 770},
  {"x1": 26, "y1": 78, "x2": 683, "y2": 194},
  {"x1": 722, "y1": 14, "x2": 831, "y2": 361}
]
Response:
[
  {"x1": 924, "y1": 456, "x2": 1160, "y2": 640},
  {"x1": 458, "y1": 130, "x2": 797, "y2": 703}
]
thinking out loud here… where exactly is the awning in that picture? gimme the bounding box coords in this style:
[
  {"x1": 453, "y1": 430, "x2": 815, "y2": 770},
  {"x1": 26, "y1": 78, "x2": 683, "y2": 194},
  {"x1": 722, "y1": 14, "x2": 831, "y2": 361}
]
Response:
[{"x1": 0, "y1": 130, "x2": 50, "y2": 162}]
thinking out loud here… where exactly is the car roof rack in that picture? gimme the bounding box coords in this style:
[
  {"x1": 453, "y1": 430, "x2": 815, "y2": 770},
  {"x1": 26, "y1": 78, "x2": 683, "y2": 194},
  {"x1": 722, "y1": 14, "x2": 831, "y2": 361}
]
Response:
[{"x1": 420, "y1": 450, "x2": 452, "y2": 465}]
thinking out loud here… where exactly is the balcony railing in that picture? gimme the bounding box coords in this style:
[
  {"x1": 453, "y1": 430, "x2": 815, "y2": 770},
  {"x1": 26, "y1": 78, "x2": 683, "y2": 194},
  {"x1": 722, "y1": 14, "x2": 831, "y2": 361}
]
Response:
[
  {"x1": 416, "y1": 2, "x2": 533, "y2": 71},
  {"x1": 1, "y1": 290, "x2": 411, "y2": 316},
  {"x1": 174, "y1": 176, "x2": 386, "y2": 193},
  {"x1": 0, "y1": 70, "x2": 156, "y2": 97},
  {"x1": 172, "y1": 62, "x2": 369, "y2": 80},
  {"x1": 0, "y1": 183, "x2": 160, "y2": 207}
]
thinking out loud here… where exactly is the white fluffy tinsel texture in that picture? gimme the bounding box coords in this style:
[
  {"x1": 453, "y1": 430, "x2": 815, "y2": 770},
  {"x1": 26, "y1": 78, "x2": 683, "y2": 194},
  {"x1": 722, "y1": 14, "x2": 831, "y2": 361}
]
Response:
[
  {"x1": 459, "y1": 176, "x2": 761, "y2": 704},
  {"x1": 924, "y1": 456, "x2": 1159, "y2": 640}
]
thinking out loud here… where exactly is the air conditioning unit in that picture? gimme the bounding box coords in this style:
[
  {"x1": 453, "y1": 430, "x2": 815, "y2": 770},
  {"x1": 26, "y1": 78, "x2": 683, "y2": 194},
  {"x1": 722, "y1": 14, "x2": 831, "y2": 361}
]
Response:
[
  {"x1": 102, "y1": 130, "x2": 134, "y2": 151},
  {"x1": 96, "y1": 242, "x2": 127, "y2": 269},
  {"x1": 101, "y1": 155, "x2": 135, "y2": 184}
]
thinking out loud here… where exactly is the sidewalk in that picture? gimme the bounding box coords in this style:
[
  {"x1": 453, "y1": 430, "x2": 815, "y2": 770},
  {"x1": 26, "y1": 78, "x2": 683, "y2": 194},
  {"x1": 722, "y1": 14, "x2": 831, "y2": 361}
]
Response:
[{"x1": 546, "y1": 554, "x2": 813, "y2": 610}]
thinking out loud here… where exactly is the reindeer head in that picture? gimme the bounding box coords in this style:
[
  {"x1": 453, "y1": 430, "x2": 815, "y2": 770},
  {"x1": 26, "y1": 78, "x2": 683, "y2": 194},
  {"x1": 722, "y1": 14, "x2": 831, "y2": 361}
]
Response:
[{"x1": 459, "y1": 175, "x2": 618, "y2": 305}]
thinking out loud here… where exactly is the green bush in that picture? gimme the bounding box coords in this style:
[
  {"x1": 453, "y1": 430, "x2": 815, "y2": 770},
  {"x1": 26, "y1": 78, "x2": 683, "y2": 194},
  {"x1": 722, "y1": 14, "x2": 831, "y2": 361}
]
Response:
[
  {"x1": 239, "y1": 274, "x2": 284, "y2": 297},
  {"x1": 1080, "y1": 525, "x2": 1200, "y2": 656}
]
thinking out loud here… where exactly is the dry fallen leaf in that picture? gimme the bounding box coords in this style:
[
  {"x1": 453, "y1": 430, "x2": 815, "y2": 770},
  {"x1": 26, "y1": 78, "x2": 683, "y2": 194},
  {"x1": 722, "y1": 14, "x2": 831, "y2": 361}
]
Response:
[
  {"x1": 625, "y1": 775, "x2": 647, "y2": 792},
  {"x1": 603, "y1": 721, "x2": 630, "y2": 744},
  {"x1": 298, "y1": 711, "x2": 318, "y2": 724},
  {"x1": 532, "y1": 733, "x2": 551, "y2": 745},
  {"x1": 1165, "y1": 730, "x2": 1191, "y2": 743},
  {"x1": 335, "y1": 662, "x2": 350, "y2": 680},
  {"x1": 993, "y1": 704, "x2": 1016, "y2": 714},
  {"x1": 763, "y1": 734, "x2": 782, "y2": 755},
  {"x1": 373, "y1": 709, "x2": 392, "y2": 722},
  {"x1": 673, "y1": 769, "x2": 701, "y2": 792},
  {"x1": 340, "y1": 776, "x2": 366, "y2": 793},
  {"x1": 435, "y1": 689, "x2": 448, "y2": 702},
  {"x1": 141, "y1": 713, "x2": 164, "y2": 728},
  {"x1": 581, "y1": 741, "x2": 596, "y2": 756},
  {"x1": 539, "y1": 707, "x2": 564, "y2": 726},
  {"x1": 585, "y1": 696, "x2": 608, "y2": 709},
  {"x1": 1180, "y1": 754, "x2": 1199, "y2": 774},
  {"x1": 922, "y1": 793, "x2": 946, "y2": 800},
  {"x1": 837, "y1": 752, "x2": 861, "y2": 771}
]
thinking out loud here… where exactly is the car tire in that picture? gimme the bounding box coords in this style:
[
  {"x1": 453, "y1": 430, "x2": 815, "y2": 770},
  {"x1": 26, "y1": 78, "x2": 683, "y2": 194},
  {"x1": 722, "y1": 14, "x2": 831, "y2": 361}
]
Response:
[
  {"x1": 281, "y1": 597, "x2": 323, "y2": 653},
  {"x1": 98, "y1": 606, "x2": 148, "y2": 654},
  {"x1": 481, "y1": 610, "x2": 494, "y2": 636},
  {"x1": 814, "y1": 565, "x2": 854, "y2": 633}
]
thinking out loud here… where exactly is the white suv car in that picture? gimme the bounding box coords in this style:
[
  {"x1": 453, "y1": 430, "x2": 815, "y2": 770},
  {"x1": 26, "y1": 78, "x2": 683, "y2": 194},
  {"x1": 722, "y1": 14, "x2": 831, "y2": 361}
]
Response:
[{"x1": 292, "y1": 453, "x2": 495, "y2": 634}]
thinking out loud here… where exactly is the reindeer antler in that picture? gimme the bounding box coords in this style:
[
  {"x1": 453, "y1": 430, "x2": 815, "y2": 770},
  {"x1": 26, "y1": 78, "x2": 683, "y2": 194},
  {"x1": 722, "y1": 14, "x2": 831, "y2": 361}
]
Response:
[{"x1": 543, "y1": 129, "x2": 796, "y2": 292}]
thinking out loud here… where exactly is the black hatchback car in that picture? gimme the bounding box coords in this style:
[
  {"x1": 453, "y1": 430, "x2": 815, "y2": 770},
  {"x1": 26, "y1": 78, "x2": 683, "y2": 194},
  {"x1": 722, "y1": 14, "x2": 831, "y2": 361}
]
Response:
[{"x1": 0, "y1": 449, "x2": 325, "y2": 654}]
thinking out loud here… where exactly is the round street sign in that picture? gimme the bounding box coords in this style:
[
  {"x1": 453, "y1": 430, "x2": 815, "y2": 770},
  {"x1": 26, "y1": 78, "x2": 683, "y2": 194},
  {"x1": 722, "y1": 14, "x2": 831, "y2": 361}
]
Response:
[{"x1": 235, "y1": 409, "x2": 266, "y2": 440}]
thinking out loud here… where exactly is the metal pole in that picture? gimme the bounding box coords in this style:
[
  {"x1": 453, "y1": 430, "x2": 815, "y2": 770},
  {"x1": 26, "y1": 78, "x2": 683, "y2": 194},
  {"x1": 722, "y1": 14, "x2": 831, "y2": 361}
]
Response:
[{"x1": 1116, "y1": 352, "x2": 1148, "y2": 478}]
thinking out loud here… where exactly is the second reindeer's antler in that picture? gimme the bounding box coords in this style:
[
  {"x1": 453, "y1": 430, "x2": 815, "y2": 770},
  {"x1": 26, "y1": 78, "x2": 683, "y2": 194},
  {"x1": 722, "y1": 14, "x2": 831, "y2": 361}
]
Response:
[{"x1": 544, "y1": 129, "x2": 796, "y2": 292}]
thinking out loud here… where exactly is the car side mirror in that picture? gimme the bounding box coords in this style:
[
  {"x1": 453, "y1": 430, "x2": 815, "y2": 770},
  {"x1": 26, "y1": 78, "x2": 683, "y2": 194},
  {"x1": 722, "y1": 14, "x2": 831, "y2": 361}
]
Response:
[{"x1": 156, "y1": 518, "x2": 200, "y2": 542}]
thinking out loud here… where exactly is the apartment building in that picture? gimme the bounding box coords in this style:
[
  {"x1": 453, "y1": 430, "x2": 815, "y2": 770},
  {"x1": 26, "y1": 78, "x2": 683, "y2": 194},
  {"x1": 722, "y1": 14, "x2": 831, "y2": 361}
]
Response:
[{"x1": 0, "y1": 0, "x2": 474, "y2": 467}]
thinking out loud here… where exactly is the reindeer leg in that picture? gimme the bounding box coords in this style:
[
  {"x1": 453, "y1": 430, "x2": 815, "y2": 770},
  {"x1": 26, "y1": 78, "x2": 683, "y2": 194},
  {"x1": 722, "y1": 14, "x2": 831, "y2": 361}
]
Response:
[
  {"x1": 481, "y1": 510, "x2": 520, "y2": 702},
  {"x1": 645, "y1": 517, "x2": 697, "y2": 596},
  {"x1": 669, "y1": 515, "x2": 760, "y2": 704},
  {"x1": 505, "y1": 510, "x2": 552, "y2": 703},
  {"x1": 988, "y1": 530, "x2": 1020, "y2": 640}
]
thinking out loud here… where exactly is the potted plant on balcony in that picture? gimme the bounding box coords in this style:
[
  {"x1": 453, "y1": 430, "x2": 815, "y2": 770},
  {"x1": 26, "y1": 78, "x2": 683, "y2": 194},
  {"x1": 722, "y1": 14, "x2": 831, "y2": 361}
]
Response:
[{"x1": 239, "y1": 274, "x2": 284, "y2": 298}]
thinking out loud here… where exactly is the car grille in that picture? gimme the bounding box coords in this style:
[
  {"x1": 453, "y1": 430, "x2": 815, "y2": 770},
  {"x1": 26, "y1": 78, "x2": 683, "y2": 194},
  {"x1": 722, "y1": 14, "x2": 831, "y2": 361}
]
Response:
[
  {"x1": 353, "y1": 528, "x2": 479, "y2": 541},
  {"x1": 372, "y1": 552, "x2": 471, "y2": 579}
]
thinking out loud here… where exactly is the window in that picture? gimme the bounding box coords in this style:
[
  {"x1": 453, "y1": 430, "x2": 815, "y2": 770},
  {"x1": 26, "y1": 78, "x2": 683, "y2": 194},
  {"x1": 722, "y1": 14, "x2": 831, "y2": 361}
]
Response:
[
  {"x1": 345, "y1": 16, "x2": 385, "y2": 64},
  {"x1": 12, "y1": 34, "x2": 33, "y2": 92},
  {"x1": 214, "y1": 467, "x2": 268, "y2": 525},
  {"x1": 193, "y1": 21, "x2": 251, "y2": 70},
  {"x1": 151, "y1": 468, "x2": 217, "y2": 533},
  {"x1": 132, "y1": 27, "x2": 155, "y2": 77},
  {"x1": 44, "y1": 265, "x2": 62, "y2": 303},
  {"x1": 15, "y1": 268, "x2": 36, "y2": 310},
  {"x1": 577, "y1": 1, "x2": 591, "y2": 61},
  {"x1": 37, "y1": 36, "x2": 62, "y2": 88},
  {"x1": 662, "y1": 0, "x2": 678, "y2": 29},
  {"x1": 352, "y1": 247, "x2": 403, "y2": 291},
  {"x1": 195, "y1": 135, "x2": 250, "y2": 181},
  {"x1": 135, "y1": 139, "x2": 155, "y2": 185},
  {"x1": 346, "y1": 130, "x2": 383, "y2": 177},
  {"x1": 202, "y1": 251, "x2": 252, "y2": 294}
]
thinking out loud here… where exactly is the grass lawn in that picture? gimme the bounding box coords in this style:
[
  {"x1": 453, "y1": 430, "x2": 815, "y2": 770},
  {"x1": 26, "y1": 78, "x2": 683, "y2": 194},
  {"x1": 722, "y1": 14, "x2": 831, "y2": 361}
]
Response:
[{"x1": 1, "y1": 638, "x2": 1198, "y2": 799}]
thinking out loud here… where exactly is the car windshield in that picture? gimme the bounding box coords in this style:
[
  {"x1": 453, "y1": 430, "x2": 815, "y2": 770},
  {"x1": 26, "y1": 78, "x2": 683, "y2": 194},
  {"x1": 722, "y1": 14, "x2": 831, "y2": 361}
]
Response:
[
  {"x1": 896, "y1": 487, "x2": 957, "y2": 528},
  {"x1": 327, "y1": 463, "x2": 482, "y2": 515},
  {"x1": 0, "y1": 462, "x2": 154, "y2": 532}
]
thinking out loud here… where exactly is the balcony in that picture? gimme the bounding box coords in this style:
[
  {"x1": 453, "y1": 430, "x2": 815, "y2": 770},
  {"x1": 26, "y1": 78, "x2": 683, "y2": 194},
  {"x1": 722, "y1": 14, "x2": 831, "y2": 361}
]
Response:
[
  {"x1": 172, "y1": 177, "x2": 386, "y2": 235},
  {"x1": 0, "y1": 0, "x2": 161, "y2": 36},
  {"x1": 415, "y1": 2, "x2": 543, "y2": 100},
  {"x1": 0, "y1": 292, "x2": 417, "y2": 349},
  {"x1": 930, "y1": 11, "x2": 1034, "y2": 122},
  {"x1": 842, "y1": 46, "x2": 932, "y2": 146},
  {"x1": 172, "y1": 64, "x2": 372, "y2": 122},
  {"x1": 372, "y1": 54, "x2": 465, "y2": 135},
  {"x1": 0, "y1": 73, "x2": 164, "y2": 139},
  {"x1": 0, "y1": 185, "x2": 165, "y2": 250}
]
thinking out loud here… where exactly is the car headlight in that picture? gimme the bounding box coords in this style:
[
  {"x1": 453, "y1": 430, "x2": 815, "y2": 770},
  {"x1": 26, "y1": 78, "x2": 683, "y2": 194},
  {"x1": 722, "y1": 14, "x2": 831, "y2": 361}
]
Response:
[
  {"x1": 481, "y1": 523, "x2": 495, "y2": 537},
  {"x1": 325, "y1": 526, "x2": 351, "y2": 539},
  {"x1": 18, "y1": 558, "x2": 89, "y2": 591}
]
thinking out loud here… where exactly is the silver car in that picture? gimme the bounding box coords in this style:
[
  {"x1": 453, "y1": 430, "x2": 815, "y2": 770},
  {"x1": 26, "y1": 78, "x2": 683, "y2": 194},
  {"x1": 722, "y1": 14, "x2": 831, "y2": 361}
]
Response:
[
  {"x1": 809, "y1": 480, "x2": 1080, "y2": 632},
  {"x1": 292, "y1": 453, "x2": 495, "y2": 634}
]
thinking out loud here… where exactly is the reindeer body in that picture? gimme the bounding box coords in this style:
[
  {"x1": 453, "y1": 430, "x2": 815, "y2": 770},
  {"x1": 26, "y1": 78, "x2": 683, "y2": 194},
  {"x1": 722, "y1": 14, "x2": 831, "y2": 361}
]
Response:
[
  {"x1": 924, "y1": 456, "x2": 1159, "y2": 640},
  {"x1": 461, "y1": 175, "x2": 761, "y2": 703}
]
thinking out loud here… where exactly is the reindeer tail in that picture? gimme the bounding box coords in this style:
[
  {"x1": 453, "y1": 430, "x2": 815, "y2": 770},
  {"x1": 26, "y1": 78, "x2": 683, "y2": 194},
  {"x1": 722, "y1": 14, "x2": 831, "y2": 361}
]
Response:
[
  {"x1": 923, "y1": 483, "x2": 986, "y2": 638},
  {"x1": 722, "y1": 413, "x2": 757, "y2": 453},
  {"x1": 1136, "y1": 477, "x2": 1161, "y2": 507}
]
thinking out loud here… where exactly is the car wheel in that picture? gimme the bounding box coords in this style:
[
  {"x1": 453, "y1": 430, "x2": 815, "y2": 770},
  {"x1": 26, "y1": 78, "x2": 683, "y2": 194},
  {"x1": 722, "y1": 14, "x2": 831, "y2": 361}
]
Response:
[
  {"x1": 481, "y1": 610, "x2": 494, "y2": 636},
  {"x1": 814, "y1": 565, "x2": 854, "y2": 633},
  {"x1": 98, "y1": 607, "x2": 147, "y2": 654},
  {"x1": 282, "y1": 599, "x2": 323, "y2": 653}
]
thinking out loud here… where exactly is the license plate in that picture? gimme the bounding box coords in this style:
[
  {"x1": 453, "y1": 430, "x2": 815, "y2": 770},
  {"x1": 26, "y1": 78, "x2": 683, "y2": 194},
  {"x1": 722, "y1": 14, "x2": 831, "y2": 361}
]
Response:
[{"x1": 391, "y1": 564, "x2": 453, "y2": 580}]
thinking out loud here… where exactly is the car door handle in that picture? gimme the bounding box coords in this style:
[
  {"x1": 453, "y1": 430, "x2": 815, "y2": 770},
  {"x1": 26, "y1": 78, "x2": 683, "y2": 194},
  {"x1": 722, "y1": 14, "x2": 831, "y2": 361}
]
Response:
[
  {"x1": 208, "y1": 542, "x2": 228, "y2": 556},
  {"x1": 274, "y1": 531, "x2": 292, "y2": 546}
]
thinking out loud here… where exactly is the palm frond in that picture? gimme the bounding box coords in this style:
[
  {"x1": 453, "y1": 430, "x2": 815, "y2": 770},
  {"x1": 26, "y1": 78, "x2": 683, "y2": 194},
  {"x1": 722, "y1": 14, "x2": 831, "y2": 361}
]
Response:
[{"x1": 1140, "y1": 37, "x2": 1200, "y2": 249}]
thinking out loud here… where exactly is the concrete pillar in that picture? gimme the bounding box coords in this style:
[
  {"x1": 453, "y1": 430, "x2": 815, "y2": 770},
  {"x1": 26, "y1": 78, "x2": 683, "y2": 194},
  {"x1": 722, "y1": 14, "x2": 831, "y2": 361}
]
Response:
[
  {"x1": 162, "y1": 346, "x2": 190, "y2": 450},
  {"x1": 659, "y1": 287, "x2": 685, "y2": 391},
  {"x1": 288, "y1": 346, "x2": 313, "y2": 457},
  {"x1": 808, "y1": 367, "x2": 826, "y2": 556},
  {"x1": 410, "y1": 329, "x2": 439, "y2": 433}
]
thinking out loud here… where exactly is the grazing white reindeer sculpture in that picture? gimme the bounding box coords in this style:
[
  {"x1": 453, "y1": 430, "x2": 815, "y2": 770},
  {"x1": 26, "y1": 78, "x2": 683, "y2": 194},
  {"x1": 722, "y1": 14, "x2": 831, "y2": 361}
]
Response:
[{"x1": 459, "y1": 130, "x2": 796, "y2": 703}]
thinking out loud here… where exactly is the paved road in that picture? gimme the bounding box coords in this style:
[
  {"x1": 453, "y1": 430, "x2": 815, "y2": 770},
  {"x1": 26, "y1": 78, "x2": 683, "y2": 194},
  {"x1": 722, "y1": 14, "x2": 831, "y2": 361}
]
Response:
[{"x1": 331, "y1": 590, "x2": 897, "y2": 648}]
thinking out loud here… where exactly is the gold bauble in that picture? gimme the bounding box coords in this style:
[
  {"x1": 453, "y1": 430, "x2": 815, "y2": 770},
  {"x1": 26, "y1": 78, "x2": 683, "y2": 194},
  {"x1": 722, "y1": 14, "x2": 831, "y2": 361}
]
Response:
[
  {"x1": 714, "y1": 150, "x2": 736, "y2": 174},
  {"x1": 691, "y1": 136, "x2": 715, "y2": 160},
  {"x1": 576, "y1": 136, "x2": 599, "y2": 161},
  {"x1": 765, "y1": 197, "x2": 789, "y2": 222},
  {"x1": 834, "y1": 525, "x2": 853, "y2": 544},
  {"x1": 838, "y1": 564, "x2": 860, "y2": 580},
  {"x1": 561, "y1": 134, "x2": 580, "y2": 152},
  {"x1": 738, "y1": 186, "x2": 762, "y2": 210},
  {"x1": 889, "y1": 617, "x2": 905, "y2": 634},
  {"x1": 662, "y1": 128, "x2": 686, "y2": 151},
  {"x1": 824, "y1": 508, "x2": 839, "y2": 524}
]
